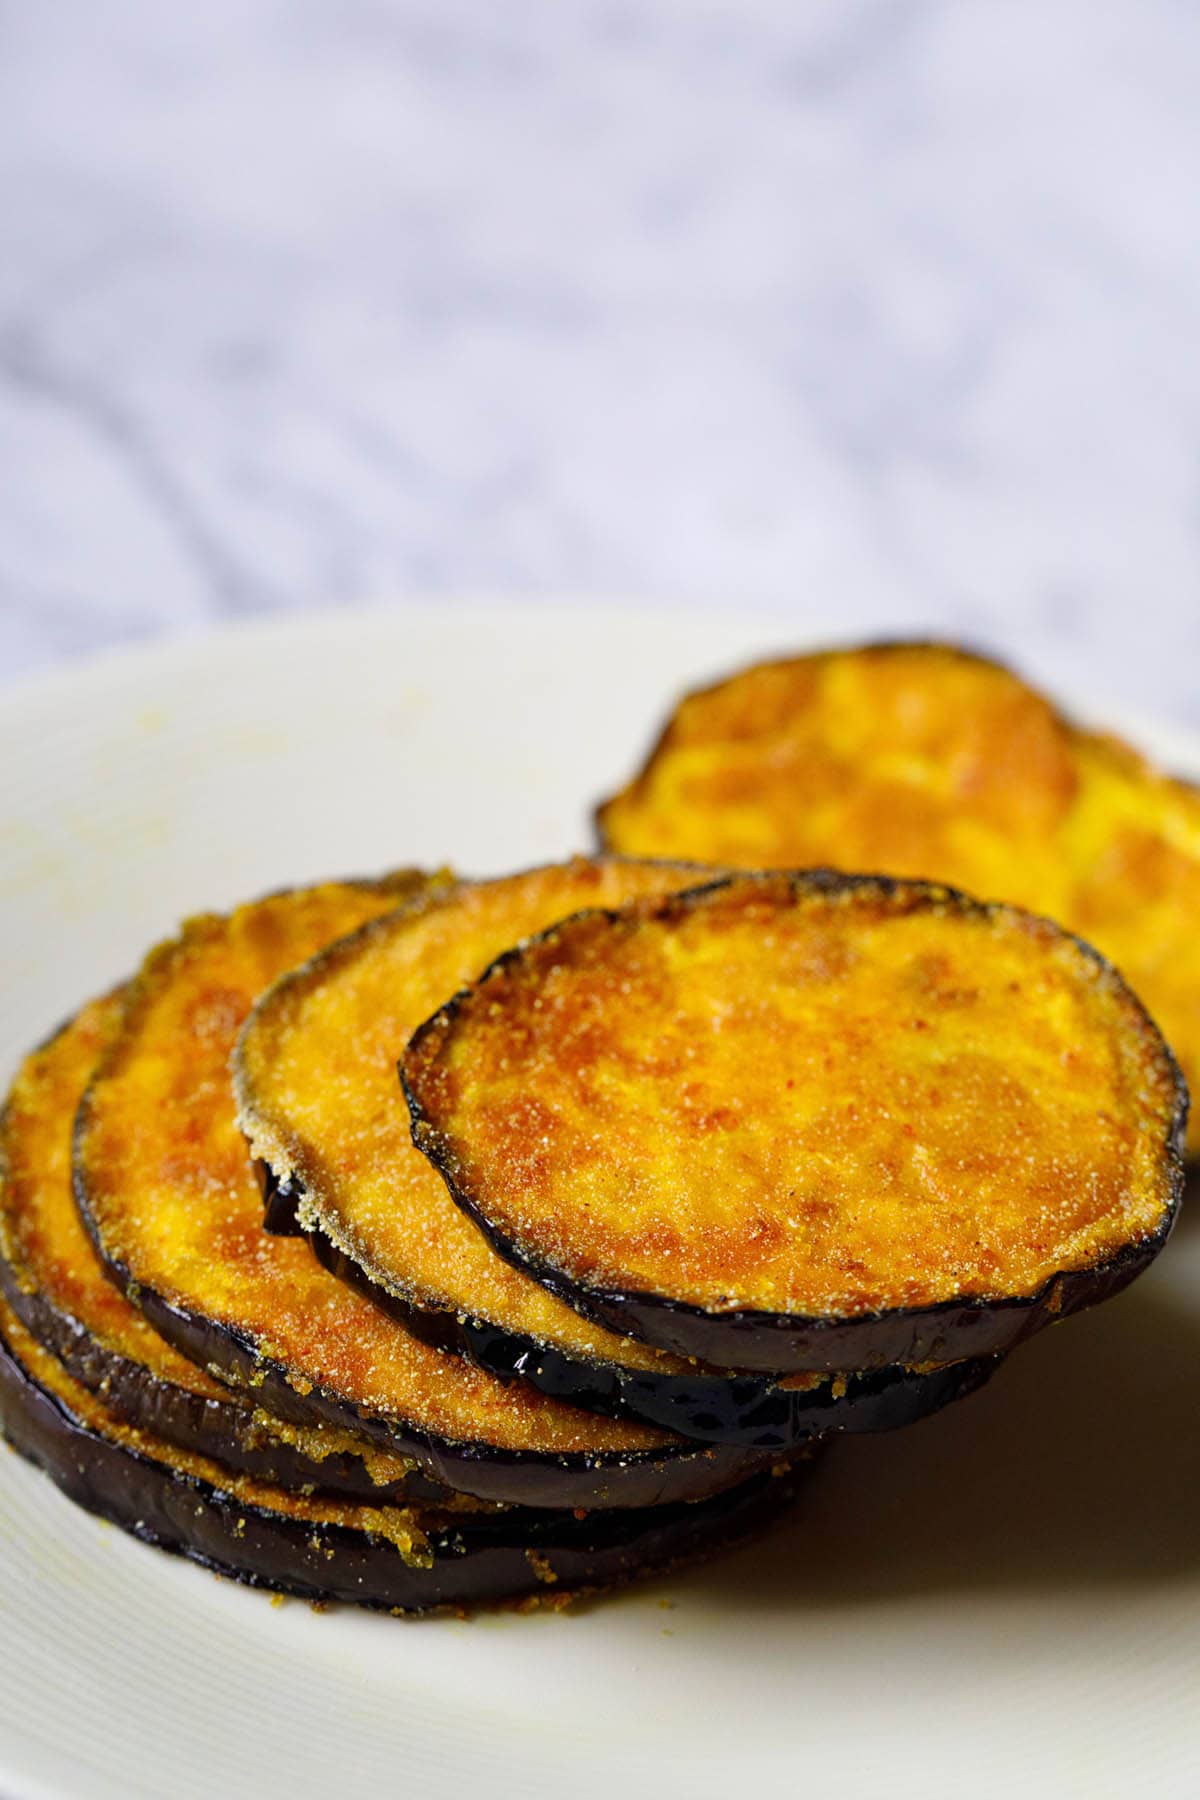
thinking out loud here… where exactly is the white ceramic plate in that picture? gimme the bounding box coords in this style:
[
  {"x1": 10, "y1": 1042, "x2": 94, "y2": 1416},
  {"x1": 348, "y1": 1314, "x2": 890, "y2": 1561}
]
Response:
[{"x1": 0, "y1": 603, "x2": 1197, "y2": 1800}]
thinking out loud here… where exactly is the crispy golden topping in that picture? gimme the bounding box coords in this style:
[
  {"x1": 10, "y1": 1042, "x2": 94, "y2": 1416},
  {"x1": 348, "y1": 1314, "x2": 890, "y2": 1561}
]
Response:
[
  {"x1": 404, "y1": 874, "x2": 1182, "y2": 1322},
  {"x1": 236, "y1": 859, "x2": 714, "y2": 1373},
  {"x1": 598, "y1": 643, "x2": 1200, "y2": 1150},
  {"x1": 75, "y1": 877, "x2": 671, "y2": 1456}
]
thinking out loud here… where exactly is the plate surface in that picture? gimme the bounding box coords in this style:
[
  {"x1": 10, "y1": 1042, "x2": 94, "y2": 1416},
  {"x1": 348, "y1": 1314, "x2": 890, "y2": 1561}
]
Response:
[{"x1": 0, "y1": 602, "x2": 1197, "y2": 1800}]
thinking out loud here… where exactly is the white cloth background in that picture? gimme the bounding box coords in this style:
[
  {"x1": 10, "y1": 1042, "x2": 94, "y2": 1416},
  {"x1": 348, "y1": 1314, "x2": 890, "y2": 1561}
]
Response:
[{"x1": 2, "y1": 1, "x2": 1198, "y2": 721}]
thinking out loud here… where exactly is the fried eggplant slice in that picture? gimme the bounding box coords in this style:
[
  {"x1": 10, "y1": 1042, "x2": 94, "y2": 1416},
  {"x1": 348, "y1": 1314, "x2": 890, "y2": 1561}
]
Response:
[
  {"x1": 0, "y1": 1293, "x2": 809, "y2": 1616},
  {"x1": 597, "y1": 641, "x2": 1200, "y2": 1153},
  {"x1": 236, "y1": 858, "x2": 997, "y2": 1446},
  {"x1": 403, "y1": 871, "x2": 1186, "y2": 1374},
  {"x1": 74, "y1": 880, "x2": 766, "y2": 1507}
]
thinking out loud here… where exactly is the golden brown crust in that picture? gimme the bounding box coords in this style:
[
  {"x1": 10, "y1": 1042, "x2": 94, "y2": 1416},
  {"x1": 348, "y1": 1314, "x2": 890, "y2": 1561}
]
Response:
[
  {"x1": 404, "y1": 872, "x2": 1183, "y2": 1326},
  {"x1": 74, "y1": 877, "x2": 674, "y2": 1457},
  {"x1": 597, "y1": 642, "x2": 1200, "y2": 1151},
  {"x1": 234, "y1": 858, "x2": 713, "y2": 1374}
]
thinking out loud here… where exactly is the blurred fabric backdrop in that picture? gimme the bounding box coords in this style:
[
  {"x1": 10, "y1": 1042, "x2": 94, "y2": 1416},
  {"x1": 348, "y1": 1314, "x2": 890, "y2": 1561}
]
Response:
[{"x1": 2, "y1": 1, "x2": 1198, "y2": 719}]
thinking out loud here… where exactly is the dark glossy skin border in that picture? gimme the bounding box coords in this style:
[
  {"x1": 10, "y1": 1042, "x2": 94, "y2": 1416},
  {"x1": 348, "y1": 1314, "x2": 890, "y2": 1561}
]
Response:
[
  {"x1": 74, "y1": 1146, "x2": 771, "y2": 1511},
  {"x1": 404, "y1": 869, "x2": 1189, "y2": 1376},
  {"x1": 260, "y1": 1162, "x2": 1002, "y2": 1447},
  {"x1": 0, "y1": 1313, "x2": 811, "y2": 1617},
  {"x1": 0, "y1": 1247, "x2": 448, "y2": 1503}
]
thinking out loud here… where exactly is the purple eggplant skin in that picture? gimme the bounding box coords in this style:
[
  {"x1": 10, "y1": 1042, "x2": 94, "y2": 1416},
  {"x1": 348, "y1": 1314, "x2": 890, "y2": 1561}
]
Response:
[
  {"x1": 429, "y1": 1200, "x2": 1182, "y2": 1376},
  {"x1": 77, "y1": 1158, "x2": 772, "y2": 1511},
  {"x1": 0, "y1": 1251, "x2": 451, "y2": 1504},
  {"x1": 420, "y1": 1164, "x2": 1186, "y2": 1375},
  {"x1": 403, "y1": 868, "x2": 1190, "y2": 1377},
  {"x1": 106, "y1": 1263, "x2": 771, "y2": 1510},
  {"x1": 531, "y1": 1235, "x2": 1183, "y2": 1376},
  {"x1": 260, "y1": 1162, "x2": 1002, "y2": 1448},
  {"x1": 0, "y1": 1318, "x2": 811, "y2": 1616}
]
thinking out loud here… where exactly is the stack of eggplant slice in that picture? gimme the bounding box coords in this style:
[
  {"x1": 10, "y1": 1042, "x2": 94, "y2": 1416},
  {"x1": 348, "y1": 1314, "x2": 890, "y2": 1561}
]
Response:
[
  {"x1": 233, "y1": 861, "x2": 1002, "y2": 1443},
  {"x1": 0, "y1": 730, "x2": 1186, "y2": 1615},
  {"x1": 0, "y1": 872, "x2": 808, "y2": 1615}
]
